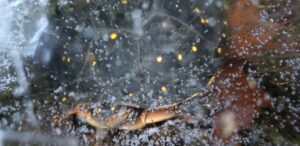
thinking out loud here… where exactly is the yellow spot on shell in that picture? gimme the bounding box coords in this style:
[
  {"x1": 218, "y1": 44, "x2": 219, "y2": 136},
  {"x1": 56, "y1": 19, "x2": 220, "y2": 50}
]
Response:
[
  {"x1": 217, "y1": 47, "x2": 222, "y2": 55},
  {"x1": 62, "y1": 97, "x2": 68, "y2": 102},
  {"x1": 200, "y1": 18, "x2": 205, "y2": 24},
  {"x1": 111, "y1": 106, "x2": 115, "y2": 112},
  {"x1": 193, "y1": 8, "x2": 201, "y2": 14},
  {"x1": 161, "y1": 85, "x2": 167, "y2": 92},
  {"x1": 121, "y1": 0, "x2": 128, "y2": 4},
  {"x1": 62, "y1": 56, "x2": 66, "y2": 61},
  {"x1": 63, "y1": 43, "x2": 69, "y2": 49},
  {"x1": 67, "y1": 57, "x2": 71, "y2": 63},
  {"x1": 97, "y1": 108, "x2": 102, "y2": 113},
  {"x1": 222, "y1": 33, "x2": 226, "y2": 38},
  {"x1": 156, "y1": 55, "x2": 163, "y2": 63},
  {"x1": 110, "y1": 32, "x2": 118, "y2": 40},
  {"x1": 191, "y1": 45, "x2": 198, "y2": 53},
  {"x1": 128, "y1": 93, "x2": 134, "y2": 97},
  {"x1": 161, "y1": 21, "x2": 169, "y2": 28},
  {"x1": 223, "y1": 21, "x2": 228, "y2": 25},
  {"x1": 92, "y1": 61, "x2": 97, "y2": 66},
  {"x1": 177, "y1": 53, "x2": 183, "y2": 61},
  {"x1": 200, "y1": 17, "x2": 208, "y2": 24}
]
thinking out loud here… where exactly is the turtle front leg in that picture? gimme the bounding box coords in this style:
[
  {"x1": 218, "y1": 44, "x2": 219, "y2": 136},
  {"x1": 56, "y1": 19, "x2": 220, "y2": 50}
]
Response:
[
  {"x1": 65, "y1": 103, "x2": 132, "y2": 129},
  {"x1": 75, "y1": 111, "x2": 108, "y2": 129}
]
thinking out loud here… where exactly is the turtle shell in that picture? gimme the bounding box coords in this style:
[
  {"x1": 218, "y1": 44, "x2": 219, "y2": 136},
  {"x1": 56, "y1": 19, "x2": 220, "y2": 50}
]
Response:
[
  {"x1": 92, "y1": 0, "x2": 225, "y2": 107},
  {"x1": 55, "y1": 0, "x2": 226, "y2": 108}
]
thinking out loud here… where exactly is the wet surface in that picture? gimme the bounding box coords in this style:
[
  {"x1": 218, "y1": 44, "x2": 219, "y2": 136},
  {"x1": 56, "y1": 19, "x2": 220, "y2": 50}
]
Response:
[{"x1": 0, "y1": 0, "x2": 299, "y2": 145}]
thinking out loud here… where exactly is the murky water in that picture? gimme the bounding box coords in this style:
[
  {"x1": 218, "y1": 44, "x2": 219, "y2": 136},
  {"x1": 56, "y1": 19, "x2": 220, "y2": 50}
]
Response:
[{"x1": 0, "y1": 0, "x2": 299, "y2": 145}]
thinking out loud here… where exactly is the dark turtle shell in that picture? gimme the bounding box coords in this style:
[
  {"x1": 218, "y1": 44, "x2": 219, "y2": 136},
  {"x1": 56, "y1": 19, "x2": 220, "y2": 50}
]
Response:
[
  {"x1": 96, "y1": 0, "x2": 225, "y2": 107},
  {"x1": 51, "y1": 0, "x2": 226, "y2": 108}
]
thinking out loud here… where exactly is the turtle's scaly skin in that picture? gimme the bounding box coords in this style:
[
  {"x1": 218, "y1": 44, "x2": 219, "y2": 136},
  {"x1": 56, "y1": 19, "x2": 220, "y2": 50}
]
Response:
[
  {"x1": 120, "y1": 105, "x2": 180, "y2": 130},
  {"x1": 64, "y1": 101, "x2": 182, "y2": 130}
]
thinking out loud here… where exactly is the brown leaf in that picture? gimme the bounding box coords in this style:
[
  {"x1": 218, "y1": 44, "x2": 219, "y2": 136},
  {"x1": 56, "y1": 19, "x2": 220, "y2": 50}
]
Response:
[
  {"x1": 225, "y1": 0, "x2": 280, "y2": 59},
  {"x1": 209, "y1": 59, "x2": 270, "y2": 142}
]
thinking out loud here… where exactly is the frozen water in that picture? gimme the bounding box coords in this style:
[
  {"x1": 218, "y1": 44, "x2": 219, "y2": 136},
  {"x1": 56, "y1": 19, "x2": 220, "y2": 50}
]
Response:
[
  {"x1": 0, "y1": 130, "x2": 78, "y2": 146},
  {"x1": 131, "y1": 9, "x2": 144, "y2": 37},
  {"x1": 0, "y1": 0, "x2": 51, "y2": 145},
  {"x1": 0, "y1": 0, "x2": 48, "y2": 94},
  {"x1": 10, "y1": 50, "x2": 28, "y2": 96},
  {"x1": 0, "y1": 0, "x2": 299, "y2": 145},
  {"x1": 0, "y1": 0, "x2": 48, "y2": 56}
]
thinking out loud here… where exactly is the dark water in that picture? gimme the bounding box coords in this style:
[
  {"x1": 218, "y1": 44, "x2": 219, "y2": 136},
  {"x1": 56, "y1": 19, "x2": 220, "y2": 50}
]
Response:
[{"x1": 0, "y1": 0, "x2": 299, "y2": 145}]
